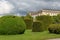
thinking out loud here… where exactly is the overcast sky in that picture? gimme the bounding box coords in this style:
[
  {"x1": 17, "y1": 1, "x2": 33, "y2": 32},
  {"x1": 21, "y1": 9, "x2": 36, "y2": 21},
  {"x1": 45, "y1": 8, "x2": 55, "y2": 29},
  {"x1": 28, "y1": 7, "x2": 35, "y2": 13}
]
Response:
[{"x1": 0, "y1": 0, "x2": 60, "y2": 16}]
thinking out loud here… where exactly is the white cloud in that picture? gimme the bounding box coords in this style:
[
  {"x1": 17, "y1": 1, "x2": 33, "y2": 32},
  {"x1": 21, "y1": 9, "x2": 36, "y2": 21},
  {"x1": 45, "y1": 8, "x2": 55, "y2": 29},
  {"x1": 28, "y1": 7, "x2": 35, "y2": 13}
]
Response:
[{"x1": 0, "y1": 0, "x2": 14, "y2": 14}]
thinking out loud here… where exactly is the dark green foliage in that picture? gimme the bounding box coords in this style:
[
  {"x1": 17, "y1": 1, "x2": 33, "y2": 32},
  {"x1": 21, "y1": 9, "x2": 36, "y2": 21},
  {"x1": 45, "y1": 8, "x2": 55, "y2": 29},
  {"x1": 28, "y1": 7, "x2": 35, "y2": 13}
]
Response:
[
  {"x1": 51, "y1": 16, "x2": 57, "y2": 24},
  {"x1": 23, "y1": 14, "x2": 33, "y2": 29},
  {"x1": 24, "y1": 13, "x2": 33, "y2": 20},
  {"x1": 48, "y1": 24, "x2": 60, "y2": 34},
  {"x1": 0, "y1": 15, "x2": 26, "y2": 35},
  {"x1": 24, "y1": 19, "x2": 33, "y2": 29},
  {"x1": 36, "y1": 15, "x2": 53, "y2": 30},
  {"x1": 32, "y1": 21, "x2": 44, "y2": 32},
  {"x1": 21, "y1": 16, "x2": 25, "y2": 20},
  {"x1": 52, "y1": 14, "x2": 60, "y2": 24}
]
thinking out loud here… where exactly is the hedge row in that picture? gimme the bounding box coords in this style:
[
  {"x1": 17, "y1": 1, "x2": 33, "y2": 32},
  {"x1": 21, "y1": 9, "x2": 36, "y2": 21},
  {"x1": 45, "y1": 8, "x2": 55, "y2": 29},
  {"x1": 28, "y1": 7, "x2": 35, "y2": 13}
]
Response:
[
  {"x1": 21, "y1": 14, "x2": 60, "y2": 33},
  {"x1": 32, "y1": 21, "x2": 44, "y2": 32}
]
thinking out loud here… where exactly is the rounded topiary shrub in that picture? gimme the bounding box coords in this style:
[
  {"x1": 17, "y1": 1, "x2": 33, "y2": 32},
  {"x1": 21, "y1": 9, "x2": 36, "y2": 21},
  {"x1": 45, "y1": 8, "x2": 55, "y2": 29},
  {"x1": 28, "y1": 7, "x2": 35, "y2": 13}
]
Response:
[
  {"x1": 48, "y1": 24, "x2": 60, "y2": 34},
  {"x1": 0, "y1": 15, "x2": 26, "y2": 35}
]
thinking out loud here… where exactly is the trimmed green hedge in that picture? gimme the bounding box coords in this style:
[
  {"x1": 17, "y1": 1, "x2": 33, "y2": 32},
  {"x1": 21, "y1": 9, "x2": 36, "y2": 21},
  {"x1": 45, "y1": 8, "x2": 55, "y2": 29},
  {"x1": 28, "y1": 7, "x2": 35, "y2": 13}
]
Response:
[
  {"x1": 0, "y1": 15, "x2": 26, "y2": 35},
  {"x1": 48, "y1": 24, "x2": 60, "y2": 34},
  {"x1": 36, "y1": 15, "x2": 53, "y2": 30},
  {"x1": 32, "y1": 21, "x2": 44, "y2": 32},
  {"x1": 24, "y1": 19, "x2": 33, "y2": 29}
]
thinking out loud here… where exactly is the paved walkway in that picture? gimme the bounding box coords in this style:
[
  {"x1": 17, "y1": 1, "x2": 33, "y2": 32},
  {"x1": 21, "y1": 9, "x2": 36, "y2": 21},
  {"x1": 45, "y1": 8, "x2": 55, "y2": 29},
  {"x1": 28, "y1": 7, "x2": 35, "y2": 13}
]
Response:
[{"x1": 48, "y1": 38, "x2": 60, "y2": 40}]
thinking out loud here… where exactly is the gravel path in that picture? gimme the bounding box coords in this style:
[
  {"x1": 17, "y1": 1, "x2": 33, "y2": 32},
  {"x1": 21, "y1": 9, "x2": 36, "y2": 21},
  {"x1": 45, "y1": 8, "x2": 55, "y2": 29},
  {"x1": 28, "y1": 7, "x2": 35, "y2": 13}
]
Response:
[{"x1": 48, "y1": 38, "x2": 60, "y2": 40}]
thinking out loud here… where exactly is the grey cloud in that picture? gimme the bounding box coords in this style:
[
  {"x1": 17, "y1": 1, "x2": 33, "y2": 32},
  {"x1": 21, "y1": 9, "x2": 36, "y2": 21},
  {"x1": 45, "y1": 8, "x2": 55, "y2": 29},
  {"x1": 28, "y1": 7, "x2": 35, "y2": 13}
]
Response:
[{"x1": 4, "y1": 0, "x2": 60, "y2": 15}]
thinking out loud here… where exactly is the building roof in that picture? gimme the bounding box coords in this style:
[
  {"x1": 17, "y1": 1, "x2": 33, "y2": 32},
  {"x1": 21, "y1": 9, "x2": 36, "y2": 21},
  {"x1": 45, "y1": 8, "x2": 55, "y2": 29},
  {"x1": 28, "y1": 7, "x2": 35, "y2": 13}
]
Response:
[
  {"x1": 29, "y1": 11, "x2": 39, "y2": 15},
  {"x1": 42, "y1": 9, "x2": 60, "y2": 11}
]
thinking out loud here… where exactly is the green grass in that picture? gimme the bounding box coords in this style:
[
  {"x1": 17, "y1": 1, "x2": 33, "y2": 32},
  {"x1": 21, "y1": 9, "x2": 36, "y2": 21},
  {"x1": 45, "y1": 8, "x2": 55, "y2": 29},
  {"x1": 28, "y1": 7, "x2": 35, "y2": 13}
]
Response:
[{"x1": 0, "y1": 30, "x2": 60, "y2": 40}]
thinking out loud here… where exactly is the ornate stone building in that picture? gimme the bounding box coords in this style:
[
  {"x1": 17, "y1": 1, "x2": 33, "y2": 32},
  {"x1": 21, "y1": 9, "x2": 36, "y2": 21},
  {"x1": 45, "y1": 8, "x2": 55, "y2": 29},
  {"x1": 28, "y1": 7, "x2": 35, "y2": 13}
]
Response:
[{"x1": 29, "y1": 9, "x2": 60, "y2": 17}]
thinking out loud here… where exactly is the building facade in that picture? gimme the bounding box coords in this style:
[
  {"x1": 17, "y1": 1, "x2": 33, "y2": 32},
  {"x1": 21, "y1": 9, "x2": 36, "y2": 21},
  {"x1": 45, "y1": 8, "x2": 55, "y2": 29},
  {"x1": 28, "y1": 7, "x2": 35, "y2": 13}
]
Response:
[{"x1": 29, "y1": 9, "x2": 60, "y2": 17}]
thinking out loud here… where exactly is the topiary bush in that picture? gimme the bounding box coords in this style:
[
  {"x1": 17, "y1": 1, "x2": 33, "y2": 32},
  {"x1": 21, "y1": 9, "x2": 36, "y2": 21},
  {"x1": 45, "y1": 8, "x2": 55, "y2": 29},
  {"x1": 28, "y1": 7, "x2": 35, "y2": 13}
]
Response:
[
  {"x1": 48, "y1": 24, "x2": 60, "y2": 34},
  {"x1": 24, "y1": 18, "x2": 33, "y2": 29},
  {"x1": 0, "y1": 15, "x2": 26, "y2": 35},
  {"x1": 36, "y1": 15, "x2": 53, "y2": 30},
  {"x1": 32, "y1": 21, "x2": 44, "y2": 32}
]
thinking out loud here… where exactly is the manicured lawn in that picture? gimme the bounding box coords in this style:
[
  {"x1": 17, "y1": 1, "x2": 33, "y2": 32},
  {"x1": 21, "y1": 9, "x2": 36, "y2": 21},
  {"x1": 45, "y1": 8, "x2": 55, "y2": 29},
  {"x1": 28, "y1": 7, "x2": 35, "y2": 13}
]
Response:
[{"x1": 0, "y1": 30, "x2": 60, "y2": 40}]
